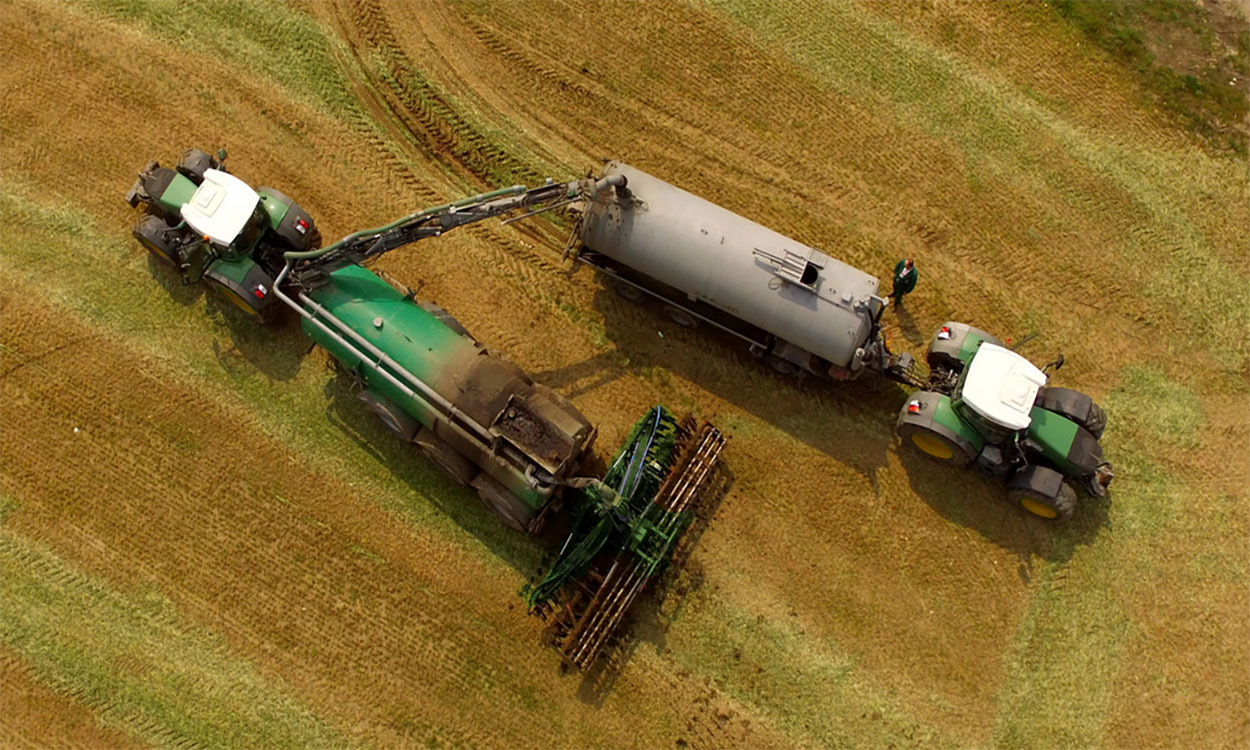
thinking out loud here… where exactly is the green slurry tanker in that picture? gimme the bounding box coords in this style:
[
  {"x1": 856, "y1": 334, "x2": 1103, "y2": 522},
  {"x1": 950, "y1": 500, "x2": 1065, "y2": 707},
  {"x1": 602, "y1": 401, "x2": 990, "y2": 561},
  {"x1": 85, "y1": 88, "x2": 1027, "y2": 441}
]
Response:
[{"x1": 125, "y1": 148, "x2": 726, "y2": 670}]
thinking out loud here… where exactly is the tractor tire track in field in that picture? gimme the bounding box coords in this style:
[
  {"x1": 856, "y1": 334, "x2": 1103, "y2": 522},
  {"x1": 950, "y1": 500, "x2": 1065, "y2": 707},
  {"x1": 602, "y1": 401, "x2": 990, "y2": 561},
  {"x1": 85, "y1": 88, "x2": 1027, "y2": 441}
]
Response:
[
  {"x1": 0, "y1": 266, "x2": 786, "y2": 748},
  {"x1": 0, "y1": 288, "x2": 548, "y2": 748},
  {"x1": 335, "y1": 0, "x2": 543, "y2": 189}
]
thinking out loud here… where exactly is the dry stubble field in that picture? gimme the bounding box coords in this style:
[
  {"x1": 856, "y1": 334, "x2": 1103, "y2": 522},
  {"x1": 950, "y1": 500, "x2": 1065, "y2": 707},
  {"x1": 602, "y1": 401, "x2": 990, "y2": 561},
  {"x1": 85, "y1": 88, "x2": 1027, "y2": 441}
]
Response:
[{"x1": 1, "y1": 0, "x2": 1247, "y2": 747}]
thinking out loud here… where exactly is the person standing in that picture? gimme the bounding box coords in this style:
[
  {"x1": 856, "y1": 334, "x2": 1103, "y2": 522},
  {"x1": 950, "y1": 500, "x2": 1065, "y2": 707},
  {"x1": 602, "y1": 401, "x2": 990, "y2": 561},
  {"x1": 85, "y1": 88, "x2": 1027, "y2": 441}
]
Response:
[{"x1": 889, "y1": 258, "x2": 917, "y2": 306}]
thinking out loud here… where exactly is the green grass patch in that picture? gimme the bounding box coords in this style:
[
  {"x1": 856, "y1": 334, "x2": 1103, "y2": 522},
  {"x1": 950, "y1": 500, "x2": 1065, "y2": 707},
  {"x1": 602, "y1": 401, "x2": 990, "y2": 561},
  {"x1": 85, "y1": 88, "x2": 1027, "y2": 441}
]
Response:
[
  {"x1": 1051, "y1": 0, "x2": 1249, "y2": 155},
  {"x1": 667, "y1": 589, "x2": 968, "y2": 747},
  {"x1": 993, "y1": 543, "x2": 1132, "y2": 748},
  {"x1": 1102, "y1": 364, "x2": 1204, "y2": 453},
  {"x1": 0, "y1": 519, "x2": 345, "y2": 748},
  {"x1": 84, "y1": 0, "x2": 359, "y2": 119}
]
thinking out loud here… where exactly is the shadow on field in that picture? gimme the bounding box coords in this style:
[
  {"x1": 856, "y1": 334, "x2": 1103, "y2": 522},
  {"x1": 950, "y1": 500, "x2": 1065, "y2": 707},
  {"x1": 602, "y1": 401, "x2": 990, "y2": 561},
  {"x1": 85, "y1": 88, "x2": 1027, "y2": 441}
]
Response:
[
  {"x1": 145, "y1": 257, "x2": 306, "y2": 380},
  {"x1": 569, "y1": 462, "x2": 735, "y2": 706},
  {"x1": 146, "y1": 254, "x2": 205, "y2": 307},
  {"x1": 898, "y1": 450, "x2": 1113, "y2": 570},
  {"x1": 319, "y1": 361, "x2": 542, "y2": 575},
  {"x1": 888, "y1": 301, "x2": 927, "y2": 346},
  {"x1": 535, "y1": 282, "x2": 905, "y2": 482}
]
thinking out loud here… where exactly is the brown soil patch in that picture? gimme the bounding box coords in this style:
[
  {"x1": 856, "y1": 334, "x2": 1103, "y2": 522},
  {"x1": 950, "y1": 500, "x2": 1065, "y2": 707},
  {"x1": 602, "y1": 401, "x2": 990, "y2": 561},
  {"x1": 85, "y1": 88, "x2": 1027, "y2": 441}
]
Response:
[{"x1": 0, "y1": 647, "x2": 145, "y2": 750}]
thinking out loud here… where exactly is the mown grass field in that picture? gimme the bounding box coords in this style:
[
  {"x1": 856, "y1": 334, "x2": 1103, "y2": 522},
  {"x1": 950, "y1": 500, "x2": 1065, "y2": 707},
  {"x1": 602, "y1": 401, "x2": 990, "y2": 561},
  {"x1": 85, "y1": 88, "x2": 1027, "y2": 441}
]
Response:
[{"x1": 1, "y1": 0, "x2": 1247, "y2": 747}]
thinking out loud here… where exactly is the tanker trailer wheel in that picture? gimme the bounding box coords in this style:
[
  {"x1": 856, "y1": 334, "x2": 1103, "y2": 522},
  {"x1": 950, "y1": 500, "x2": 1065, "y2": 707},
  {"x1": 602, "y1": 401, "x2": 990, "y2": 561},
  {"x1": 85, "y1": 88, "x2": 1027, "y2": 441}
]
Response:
[
  {"x1": 609, "y1": 278, "x2": 644, "y2": 303},
  {"x1": 1006, "y1": 464, "x2": 1076, "y2": 522},
  {"x1": 766, "y1": 355, "x2": 799, "y2": 376},
  {"x1": 662, "y1": 305, "x2": 699, "y2": 329},
  {"x1": 470, "y1": 473, "x2": 536, "y2": 533},
  {"x1": 412, "y1": 428, "x2": 478, "y2": 486},
  {"x1": 357, "y1": 390, "x2": 418, "y2": 442}
]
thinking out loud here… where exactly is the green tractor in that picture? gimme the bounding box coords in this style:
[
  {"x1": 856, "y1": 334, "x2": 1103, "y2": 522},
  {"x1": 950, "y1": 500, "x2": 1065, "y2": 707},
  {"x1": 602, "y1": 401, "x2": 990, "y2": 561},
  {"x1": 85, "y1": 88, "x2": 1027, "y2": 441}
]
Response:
[
  {"x1": 125, "y1": 148, "x2": 320, "y2": 321},
  {"x1": 896, "y1": 322, "x2": 1114, "y2": 521}
]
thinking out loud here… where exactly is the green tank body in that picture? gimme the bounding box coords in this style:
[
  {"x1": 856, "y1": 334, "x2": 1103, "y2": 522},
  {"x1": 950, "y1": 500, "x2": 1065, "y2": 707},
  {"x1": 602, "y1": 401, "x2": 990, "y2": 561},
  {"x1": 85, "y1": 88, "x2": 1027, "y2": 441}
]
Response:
[
  {"x1": 302, "y1": 265, "x2": 472, "y2": 425},
  {"x1": 302, "y1": 265, "x2": 596, "y2": 519}
]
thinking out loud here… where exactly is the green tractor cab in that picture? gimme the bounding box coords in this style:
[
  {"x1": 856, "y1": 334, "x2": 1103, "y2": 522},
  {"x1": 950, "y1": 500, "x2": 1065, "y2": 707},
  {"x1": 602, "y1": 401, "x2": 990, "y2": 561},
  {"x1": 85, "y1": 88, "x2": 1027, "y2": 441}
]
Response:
[
  {"x1": 125, "y1": 148, "x2": 320, "y2": 321},
  {"x1": 897, "y1": 322, "x2": 1113, "y2": 522}
]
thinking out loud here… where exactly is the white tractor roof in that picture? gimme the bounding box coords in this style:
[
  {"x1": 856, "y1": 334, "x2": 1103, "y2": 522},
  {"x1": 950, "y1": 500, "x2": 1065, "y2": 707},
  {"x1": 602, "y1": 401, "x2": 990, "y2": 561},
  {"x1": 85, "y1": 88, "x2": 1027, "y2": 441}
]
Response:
[
  {"x1": 180, "y1": 168, "x2": 259, "y2": 246},
  {"x1": 960, "y1": 343, "x2": 1047, "y2": 431}
]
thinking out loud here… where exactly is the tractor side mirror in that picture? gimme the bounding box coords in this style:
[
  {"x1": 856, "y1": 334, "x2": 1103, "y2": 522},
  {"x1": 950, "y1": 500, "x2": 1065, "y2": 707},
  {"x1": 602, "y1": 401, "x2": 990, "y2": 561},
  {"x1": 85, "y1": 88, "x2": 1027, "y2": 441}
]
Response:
[
  {"x1": 216, "y1": 147, "x2": 228, "y2": 163},
  {"x1": 1042, "y1": 354, "x2": 1065, "y2": 374}
]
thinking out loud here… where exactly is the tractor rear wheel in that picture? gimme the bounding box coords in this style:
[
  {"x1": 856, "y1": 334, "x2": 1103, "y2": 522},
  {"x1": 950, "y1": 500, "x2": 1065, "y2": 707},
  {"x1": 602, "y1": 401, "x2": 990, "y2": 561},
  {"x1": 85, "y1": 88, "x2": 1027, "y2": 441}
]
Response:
[
  {"x1": 205, "y1": 272, "x2": 272, "y2": 324},
  {"x1": 1082, "y1": 401, "x2": 1107, "y2": 440},
  {"x1": 896, "y1": 421, "x2": 976, "y2": 467}
]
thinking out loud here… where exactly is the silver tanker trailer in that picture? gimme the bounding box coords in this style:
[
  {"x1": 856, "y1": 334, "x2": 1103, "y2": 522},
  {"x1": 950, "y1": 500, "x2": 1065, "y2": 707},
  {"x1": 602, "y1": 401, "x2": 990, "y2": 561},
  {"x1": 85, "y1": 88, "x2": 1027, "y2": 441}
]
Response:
[{"x1": 574, "y1": 161, "x2": 916, "y2": 382}]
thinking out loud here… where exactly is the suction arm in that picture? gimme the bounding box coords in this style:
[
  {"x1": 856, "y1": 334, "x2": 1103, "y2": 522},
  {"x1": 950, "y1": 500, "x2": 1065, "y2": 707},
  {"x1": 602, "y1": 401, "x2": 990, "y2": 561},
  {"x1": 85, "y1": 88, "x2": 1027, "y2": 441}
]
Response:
[{"x1": 287, "y1": 174, "x2": 626, "y2": 288}]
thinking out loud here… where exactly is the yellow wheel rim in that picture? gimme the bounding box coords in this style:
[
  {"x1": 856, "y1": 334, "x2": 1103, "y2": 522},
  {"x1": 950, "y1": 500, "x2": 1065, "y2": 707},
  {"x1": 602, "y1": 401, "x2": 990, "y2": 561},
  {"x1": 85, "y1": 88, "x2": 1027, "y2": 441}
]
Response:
[
  {"x1": 217, "y1": 284, "x2": 258, "y2": 316},
  {"x1": 1020, "y1": 497, "x2": 1058, "y2": 519},
  {"x1": 911, "y1": 432, "x2": 954, "y2": 460},
  {"x1": 141, "y1": 238, "x2": 173, "y2": 263}
]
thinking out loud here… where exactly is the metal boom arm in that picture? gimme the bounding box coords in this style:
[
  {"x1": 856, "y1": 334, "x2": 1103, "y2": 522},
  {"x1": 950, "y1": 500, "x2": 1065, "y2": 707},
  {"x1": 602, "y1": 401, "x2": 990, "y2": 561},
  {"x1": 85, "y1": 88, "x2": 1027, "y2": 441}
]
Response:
[{"x1": 284, "y1": 174, "x2": 626, "y2": 289}]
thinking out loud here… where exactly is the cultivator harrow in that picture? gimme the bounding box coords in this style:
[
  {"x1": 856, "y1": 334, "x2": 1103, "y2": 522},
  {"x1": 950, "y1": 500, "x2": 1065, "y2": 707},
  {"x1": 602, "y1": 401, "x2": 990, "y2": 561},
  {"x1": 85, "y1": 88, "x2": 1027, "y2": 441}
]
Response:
[{"x1": 525, "y1": 407, "x2": 727, "y2": 670}]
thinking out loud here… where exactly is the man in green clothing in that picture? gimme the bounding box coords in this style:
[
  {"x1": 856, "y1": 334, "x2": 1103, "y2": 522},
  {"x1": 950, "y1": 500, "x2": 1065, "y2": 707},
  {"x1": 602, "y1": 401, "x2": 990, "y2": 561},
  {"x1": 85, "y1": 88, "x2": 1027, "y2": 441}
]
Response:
[{"x1": 889, "y1": 258, "x2": 917, "y2": 307}]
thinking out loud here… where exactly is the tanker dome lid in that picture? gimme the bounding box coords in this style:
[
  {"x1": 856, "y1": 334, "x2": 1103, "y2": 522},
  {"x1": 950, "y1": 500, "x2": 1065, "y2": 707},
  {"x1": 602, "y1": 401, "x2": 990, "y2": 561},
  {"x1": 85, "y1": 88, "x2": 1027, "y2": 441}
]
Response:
[{"x1": 180, "y1": 168, "x2": 260, "y2": 246}]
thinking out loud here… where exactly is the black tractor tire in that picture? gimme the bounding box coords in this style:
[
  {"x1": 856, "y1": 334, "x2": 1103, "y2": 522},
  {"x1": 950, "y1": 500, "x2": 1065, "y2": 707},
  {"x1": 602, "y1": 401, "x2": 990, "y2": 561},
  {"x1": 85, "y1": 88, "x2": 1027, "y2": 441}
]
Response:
[
  {"x1": 176, "y1": 148, "x2": 219, "y2": 184},
  {"x1": 1083, "y1": 401, "x2": 1108, "y2": 440},
  {"x1": 610, "y1": 277, "x2": 645, "y2": 303},
  {"x1": 926, "y1": 322, "x2": 1004, "y2": 373},
  {"x1": 132, "y1": 215, "x2": 181, "y2": 267},
  {"x1": 413, "y1": 428, "x2": 478, "y2": 486},
  {"x1": 1035, "y1": 386, "x2": 1107, "y2": 440},
  {"x1": 258, "y1": 186, "x2": 320, "y2": 252},
  {"x1": 896, "y1": 420, "x2": 978, "y2": 467},
  {"x1": 471, "y1": 473, "x2": 538, "y2": 533},
  {"x1": 1006, "y1": 465, "x2": 1077, "y2": 522},
  {"x1": 203, "y1": 266, "x2": 277, "y2": 324}
]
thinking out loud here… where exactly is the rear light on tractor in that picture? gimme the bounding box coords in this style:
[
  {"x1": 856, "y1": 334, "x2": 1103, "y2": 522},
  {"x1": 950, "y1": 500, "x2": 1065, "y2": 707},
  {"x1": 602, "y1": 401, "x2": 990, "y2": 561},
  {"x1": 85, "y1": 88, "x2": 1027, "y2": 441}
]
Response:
[
  {"x1": 254, "y1": 283, "x2": 268, "y2": 299},
  {"x1": 938, "y1": 326, "x2": 952, "y2": 340},
  {"x1": 295, "y1": 218, "x2": 308, "y2": 235},
  {"x1": 907, "y1": 400, "x2": 922, "y2": 414}
]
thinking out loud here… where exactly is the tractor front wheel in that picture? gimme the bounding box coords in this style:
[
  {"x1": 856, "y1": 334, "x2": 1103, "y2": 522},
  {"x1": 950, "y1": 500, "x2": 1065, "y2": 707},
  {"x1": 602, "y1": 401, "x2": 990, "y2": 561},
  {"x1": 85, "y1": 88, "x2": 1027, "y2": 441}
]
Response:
[
  {"x1": 1006, "y1": 464, "x2": 1077, "y2": 522},
  {"x1": 1008, "y1": 482, "x2": 1077, "y2": 522}
]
